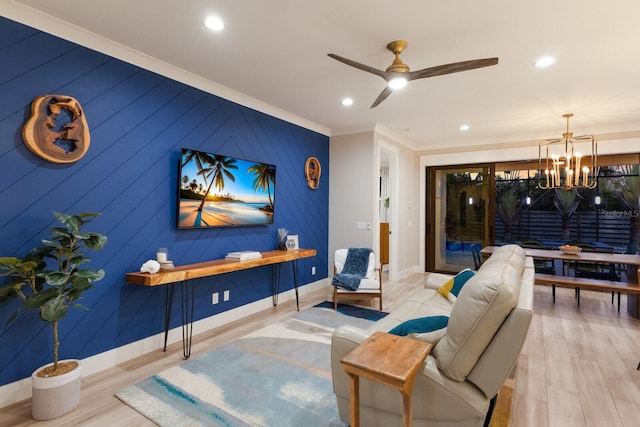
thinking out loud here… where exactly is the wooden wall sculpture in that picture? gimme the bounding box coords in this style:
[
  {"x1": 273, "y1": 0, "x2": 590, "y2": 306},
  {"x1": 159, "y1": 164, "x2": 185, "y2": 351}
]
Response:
[
  {"x1": 23, "y1": 94, "x2": 90, "y2": 163},
  {"x1": 305, "y1": 156, "x2": 321, "y2": 189}
]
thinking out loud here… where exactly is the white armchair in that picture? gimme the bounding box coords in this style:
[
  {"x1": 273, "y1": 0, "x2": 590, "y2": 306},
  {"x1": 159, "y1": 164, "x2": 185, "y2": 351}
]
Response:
[{"x1": 333, "y1": 248, "x2": 382, "y2": 310}]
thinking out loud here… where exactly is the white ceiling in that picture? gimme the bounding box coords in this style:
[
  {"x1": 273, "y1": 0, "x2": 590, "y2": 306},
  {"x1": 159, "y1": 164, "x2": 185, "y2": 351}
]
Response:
[{"x1": 5, "y1": 0, "x2": 640, "y2": 153}]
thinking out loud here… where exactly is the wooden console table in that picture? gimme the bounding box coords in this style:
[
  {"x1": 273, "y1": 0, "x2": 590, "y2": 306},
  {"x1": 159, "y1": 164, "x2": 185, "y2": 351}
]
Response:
[
  {"x1": 341, "y1": 331, "x2": 432, "y2": 427},
  {"x1": 125, "y1": 249, "x2": 316, "y2": 358}
]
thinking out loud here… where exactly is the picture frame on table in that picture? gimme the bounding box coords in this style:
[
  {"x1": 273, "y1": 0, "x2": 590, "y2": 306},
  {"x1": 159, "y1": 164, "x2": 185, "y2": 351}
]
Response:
[{"x1": 286, "y1": 234, "x2": 299, "y2": 250}]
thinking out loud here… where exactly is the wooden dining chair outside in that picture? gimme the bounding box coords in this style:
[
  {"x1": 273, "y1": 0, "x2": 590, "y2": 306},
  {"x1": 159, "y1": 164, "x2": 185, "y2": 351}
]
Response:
[
  {"x1": 520, "y1": 240, "x2": 556, "y2": 275},
  {"x1": 469, "y1": 243, "x2": 483, "y2": 271},
  {"x1": 565, "y1": 241, "x2": 620, "y2": 305}
]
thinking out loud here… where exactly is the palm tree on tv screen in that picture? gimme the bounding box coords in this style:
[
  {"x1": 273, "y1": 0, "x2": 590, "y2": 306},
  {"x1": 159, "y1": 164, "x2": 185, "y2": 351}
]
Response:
[
  {"x1": 182, "y1": 149, "x2": 216, "y2": 189},
  {"x1": 197, "y1": 155, "x2": 238, "y2": 212},
  {"x1": 249, "y1": 162, "x2": 275, "y2": 212}
]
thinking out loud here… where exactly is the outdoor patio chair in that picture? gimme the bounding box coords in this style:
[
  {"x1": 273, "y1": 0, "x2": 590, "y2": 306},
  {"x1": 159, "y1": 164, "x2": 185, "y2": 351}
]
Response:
[
  {"x1": 469, "y1": 243, "x2": 483, "y2": 270},
  {"x1": 520, "y1": 239, "x2": 555, "y2": 274}
]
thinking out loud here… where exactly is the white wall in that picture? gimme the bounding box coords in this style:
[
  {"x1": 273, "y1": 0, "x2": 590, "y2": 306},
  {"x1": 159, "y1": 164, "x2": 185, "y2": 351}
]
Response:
[
  {"x1": 329, "y1": 130, "x2": 420, "y2": 279},
  {"x1": 329, "y1": 131, "x2": 376, "y2": 273},
  {"x1": 375, "y1": 134, "x2": 420, "y2": 279}
]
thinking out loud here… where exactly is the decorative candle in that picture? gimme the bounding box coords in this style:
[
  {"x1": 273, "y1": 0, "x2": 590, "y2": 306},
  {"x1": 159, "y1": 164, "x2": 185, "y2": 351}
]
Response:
[
  {"x1": 575, "y1": 153, "x2": 582, "y2": 185},
  {"x1": 567, "y1": 169, "x2": 573, "y2": 187},
  {"x1": 157, "y1": 247, "x2": 168, "y2": 263},
  {"x1": 545, "y1": 169, "x2": 550, "y2": 188},
  {"x1": 582, "y1": 167, "x2": 589, "y2": 186},
  {"x1": 553, "y1": 155, "x2": 561, "y2": 185}
]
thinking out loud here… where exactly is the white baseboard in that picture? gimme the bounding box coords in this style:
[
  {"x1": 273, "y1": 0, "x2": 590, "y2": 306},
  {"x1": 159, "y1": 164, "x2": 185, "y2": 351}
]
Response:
[
  {"x1": 398, "y1": 264, "x2": 421, "y2": 280},
  {"x1": 0, "y1": 279, "x2": 327, "y2": 409}
]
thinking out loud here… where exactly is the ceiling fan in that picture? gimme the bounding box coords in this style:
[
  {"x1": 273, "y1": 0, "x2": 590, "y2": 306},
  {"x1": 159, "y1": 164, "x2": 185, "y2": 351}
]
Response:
[{"x1": 328, "y1": 40, "x2": 498, "y2": 108}]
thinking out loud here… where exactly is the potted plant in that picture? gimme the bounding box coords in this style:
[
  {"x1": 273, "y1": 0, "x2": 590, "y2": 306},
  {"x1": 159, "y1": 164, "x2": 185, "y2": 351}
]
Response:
[{"x1": 0, "y1": 211, "x2": 107, "y2": 420}]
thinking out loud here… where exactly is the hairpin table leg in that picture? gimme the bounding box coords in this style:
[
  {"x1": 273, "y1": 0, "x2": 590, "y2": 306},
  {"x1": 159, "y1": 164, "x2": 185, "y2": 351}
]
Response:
[
  {"x1": 292, "y1": 260, "x2": 300, "y2": 311},
  {"x1": 272, "y1": 264, "x2": 281, "y2": 306},
  {"x1": 181, "y1": 279, "x2": 195, "y2": 359},
  {"x1": 163, "y1": 283, "x2": 176, "y2": 351}
]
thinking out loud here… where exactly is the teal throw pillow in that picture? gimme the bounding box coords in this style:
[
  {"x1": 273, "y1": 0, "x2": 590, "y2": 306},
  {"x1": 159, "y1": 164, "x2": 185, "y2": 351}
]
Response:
[
  {"x1": 388, "y1": 316, "x2": 449, "y2": 344},
  {"x1": 438, "y1": 268, "x2": 475, "y2": 303}
]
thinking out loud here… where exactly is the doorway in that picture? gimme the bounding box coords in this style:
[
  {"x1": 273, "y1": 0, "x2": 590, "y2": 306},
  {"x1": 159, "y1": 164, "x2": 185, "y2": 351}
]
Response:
[
  {"x1": 379, "y1": 144, "x2": 398, "y2": 281},
  {"x1": 426, "y1": 164, "x2": 494, "y2": 273}
]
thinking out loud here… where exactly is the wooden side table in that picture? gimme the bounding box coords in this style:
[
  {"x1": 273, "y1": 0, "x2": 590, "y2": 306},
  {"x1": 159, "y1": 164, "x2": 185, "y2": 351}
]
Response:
[{"x1": 340, "y1": 331, "x2": 433, "y2": 427}]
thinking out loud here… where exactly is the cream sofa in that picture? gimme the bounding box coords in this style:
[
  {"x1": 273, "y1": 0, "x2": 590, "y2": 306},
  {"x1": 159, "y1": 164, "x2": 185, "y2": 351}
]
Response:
[{"x1": 331, "y1": 244, "x2": 534, "y2": 427}]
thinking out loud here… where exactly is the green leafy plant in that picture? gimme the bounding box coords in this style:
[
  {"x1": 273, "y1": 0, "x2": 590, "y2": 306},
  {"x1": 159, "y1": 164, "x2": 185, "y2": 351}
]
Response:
[
  {"x1": 0, "y1": 211, "x2": 107, "y2": 373},
  {"x1": 552, "y1": 188, "x2": 583, "y2": 241},
  {"x1": 615, "y1": 165, "x2": 640, "y2": 247}
]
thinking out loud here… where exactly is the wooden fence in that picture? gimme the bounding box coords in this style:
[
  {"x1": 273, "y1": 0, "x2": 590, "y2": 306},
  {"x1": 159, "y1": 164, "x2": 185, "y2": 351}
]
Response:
[{"x1": 494, "y1": 210, "x2": 635, "y2": 250}]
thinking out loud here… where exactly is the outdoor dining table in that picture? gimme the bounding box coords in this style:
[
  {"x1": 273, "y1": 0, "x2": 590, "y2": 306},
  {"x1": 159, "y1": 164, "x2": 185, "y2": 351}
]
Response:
[{"x1": 481, "y1": 246, "x2": 640, "y2": 318}]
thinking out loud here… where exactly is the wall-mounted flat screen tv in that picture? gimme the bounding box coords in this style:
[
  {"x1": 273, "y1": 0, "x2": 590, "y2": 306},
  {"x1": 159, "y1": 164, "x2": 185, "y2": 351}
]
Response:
[{"x1": 177, "y1": 148, "x2": 276, "y2": 229}]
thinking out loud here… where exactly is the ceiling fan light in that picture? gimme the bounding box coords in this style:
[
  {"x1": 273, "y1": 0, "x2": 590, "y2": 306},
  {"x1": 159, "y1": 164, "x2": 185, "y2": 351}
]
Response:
[
  {"x1": 341, "y1": 98, "x2": 354, "y2": 106},
  {"x1": 388, "y1": 77, "x2": 408, "y2": 90}
]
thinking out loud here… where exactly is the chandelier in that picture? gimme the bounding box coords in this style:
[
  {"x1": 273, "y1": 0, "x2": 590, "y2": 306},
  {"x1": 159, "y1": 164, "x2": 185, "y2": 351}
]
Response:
[{"x1": 538, "y1": 113, "x2": 598, "y2": 190}]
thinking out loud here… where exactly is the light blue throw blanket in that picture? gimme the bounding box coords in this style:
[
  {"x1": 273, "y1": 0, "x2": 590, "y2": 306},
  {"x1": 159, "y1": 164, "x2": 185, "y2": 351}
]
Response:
[{"x1": 332, "y1": 248, "x2": 372, "y2": 291}]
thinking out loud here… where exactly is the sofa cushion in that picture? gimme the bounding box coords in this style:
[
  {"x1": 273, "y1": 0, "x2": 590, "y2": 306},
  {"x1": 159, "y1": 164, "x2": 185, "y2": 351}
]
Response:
[
  {"x1": 438, "y1": 268, "x2": 475, "y2": 303},
  {"x1": 388, "y1": 315, "x2": 449, "y2": 344},
  {"x1": 335, "y1": 277, "x2": 380, "y2": 292},
  {"x1": 370, "y1": 288, "x2": 452, "y2": 333},
  {"x1": 433, "y1": 244, "x2": 524, "y2": 381}
]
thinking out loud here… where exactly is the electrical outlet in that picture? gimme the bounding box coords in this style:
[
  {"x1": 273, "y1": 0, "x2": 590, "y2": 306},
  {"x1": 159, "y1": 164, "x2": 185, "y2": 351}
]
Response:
[
  {"x1": 312, "y1": 266, "x2": 316, "y2": 275},
  {"x1": 212, "y1": 292, "x2": 219, "y2": 305},
  {"x1": 223, "y1": 290, "x2": 230, "y2": 301}
]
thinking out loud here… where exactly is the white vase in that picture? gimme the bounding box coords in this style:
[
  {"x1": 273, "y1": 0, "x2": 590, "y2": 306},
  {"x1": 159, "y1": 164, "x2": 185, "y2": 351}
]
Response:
[{"x1": 31, "y1": 359, "x2": 82, "y2": 420}]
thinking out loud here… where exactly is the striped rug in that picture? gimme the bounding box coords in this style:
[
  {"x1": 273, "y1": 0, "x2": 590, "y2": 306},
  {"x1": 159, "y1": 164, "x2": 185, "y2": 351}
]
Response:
[{"x1": 115, "y1": 304, "x2": 384, "y2": 426}]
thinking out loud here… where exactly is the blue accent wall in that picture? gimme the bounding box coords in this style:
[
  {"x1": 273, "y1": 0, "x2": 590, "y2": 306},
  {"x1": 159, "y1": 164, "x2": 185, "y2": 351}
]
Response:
[{"x1": 0, "y1": 17, "x2": 329, "y2": 386}]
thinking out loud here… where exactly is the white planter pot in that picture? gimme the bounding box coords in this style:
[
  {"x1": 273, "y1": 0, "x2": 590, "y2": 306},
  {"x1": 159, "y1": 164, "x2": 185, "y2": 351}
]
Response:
[{"x1": 31, "y1": 359, "x2": 82, "y2": 420}]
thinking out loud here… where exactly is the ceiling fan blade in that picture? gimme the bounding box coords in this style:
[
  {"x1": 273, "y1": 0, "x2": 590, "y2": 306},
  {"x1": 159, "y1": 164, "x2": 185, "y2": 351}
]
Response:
[
  {"x1": 408, "y1": 57, "x2": 498, "y2": 81},
  {"x1": 327, "y1": 54, "x2": 387, "y2": 79},
  {"x1": 370, "y1": 86, "x2": 394, "y2": 108}
]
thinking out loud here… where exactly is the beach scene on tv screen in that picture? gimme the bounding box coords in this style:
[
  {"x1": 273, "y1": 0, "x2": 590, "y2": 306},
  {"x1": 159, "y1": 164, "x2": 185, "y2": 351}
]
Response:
[{"x1": 177, "y1": 149, "x2": 275, "y2": 228}]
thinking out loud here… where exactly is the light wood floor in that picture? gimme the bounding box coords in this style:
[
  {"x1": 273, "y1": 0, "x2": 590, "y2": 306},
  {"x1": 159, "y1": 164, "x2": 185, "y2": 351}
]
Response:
[
  {"x1": 1, "y1": 273, "x2": 640, "y2": 426},
  {"x1": 512, "y1": 285, "x2": 640, "y2": 427}
]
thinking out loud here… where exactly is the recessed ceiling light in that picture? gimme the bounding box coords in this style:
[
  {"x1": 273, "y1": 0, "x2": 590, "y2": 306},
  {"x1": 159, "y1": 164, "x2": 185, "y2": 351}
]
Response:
[
  {"x1": 459, "y1": 124, "x2": 470, "y2": 131},
  {"x1": 533, "y1": 56, "x2": 555, "y2": 68},
  {"x1": 204, "y1": 16, "x2": 225, "y2": 31},
  {"x1": 341, "y1": 98, "x2": 354, "y2": 106}
]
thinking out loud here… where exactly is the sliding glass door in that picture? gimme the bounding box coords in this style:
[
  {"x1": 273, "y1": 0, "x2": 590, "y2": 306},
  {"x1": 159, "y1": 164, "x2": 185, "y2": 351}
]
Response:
[{"x1": 426, "y1": 164, "x2": 494, "y2": 273}]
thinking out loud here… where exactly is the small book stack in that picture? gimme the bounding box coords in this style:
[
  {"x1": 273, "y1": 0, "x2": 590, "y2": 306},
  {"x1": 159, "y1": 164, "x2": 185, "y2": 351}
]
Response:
[{"x1": 225, "y1": 251, "x2": 262, "y2": 261}]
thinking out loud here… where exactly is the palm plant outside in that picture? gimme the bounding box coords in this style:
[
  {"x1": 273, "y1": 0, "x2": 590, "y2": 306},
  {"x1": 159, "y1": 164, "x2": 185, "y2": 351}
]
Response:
[
  {"x1": 496, "y1": 187, "x2": 523, "y2": 242},
  {"x1": 616, "y1": 165, "x2": 640, "y2": 247},
  {"x1": 553, "y1": 188, "x2": 582, "y2": 242},
  {"x1": 496, "y1": 172, "x2": 526, "y2": 243}
]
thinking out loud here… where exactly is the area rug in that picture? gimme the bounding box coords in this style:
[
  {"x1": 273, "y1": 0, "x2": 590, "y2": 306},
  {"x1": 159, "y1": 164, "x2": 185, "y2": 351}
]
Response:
[{"x1": 115, "y1": 303, "x2": 386, "y2": 426}]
